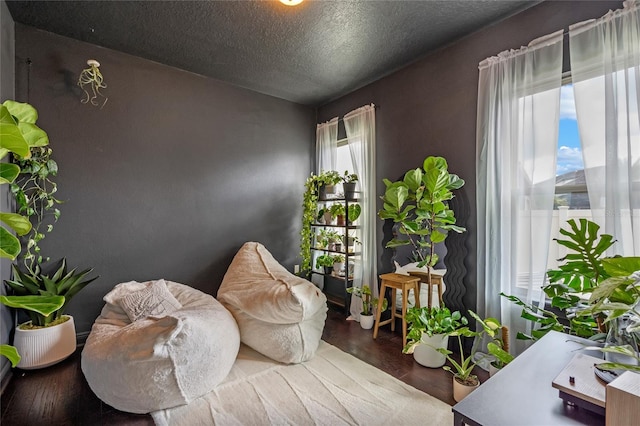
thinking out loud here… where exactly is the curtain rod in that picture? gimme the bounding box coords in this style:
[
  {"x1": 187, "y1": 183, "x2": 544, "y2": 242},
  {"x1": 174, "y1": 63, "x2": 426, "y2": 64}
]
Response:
[{"x1": 326, "y1": 104, "x2": 379, "y2": 124}]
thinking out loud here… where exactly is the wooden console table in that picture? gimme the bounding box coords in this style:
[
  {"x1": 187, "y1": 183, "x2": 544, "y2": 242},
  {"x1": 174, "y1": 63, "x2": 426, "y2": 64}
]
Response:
[{"x1": 452, "y1": 330, "x2": 605, "y2": 426}]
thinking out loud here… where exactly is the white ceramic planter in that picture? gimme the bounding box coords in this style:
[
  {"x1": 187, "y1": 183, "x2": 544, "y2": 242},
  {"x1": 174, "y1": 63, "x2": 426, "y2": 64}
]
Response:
[
  {"x1": 333, "y1": 262, "x2": 344, "y2": 274},
  {"x1": 413, "y1": 334, "x2": 448, "y2": 368},
  {"x1": 13, "y1": 315, "x2": 76, "y2": 369},
  {"x1": 360, "y1": 314, "x2": 374, "y2": 329},
  {"x1": 489, "y1": 362, "x2": 501, "y2": 377},
  {"x1": 452, "y1": 376, "x2": 480, "y2": 402}
]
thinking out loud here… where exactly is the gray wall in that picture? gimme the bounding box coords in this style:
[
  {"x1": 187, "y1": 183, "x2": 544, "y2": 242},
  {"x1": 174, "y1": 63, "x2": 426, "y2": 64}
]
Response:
[
  {"x1": 317, "y1": 1, "x2": 622, "y2": 313},
  {"x1": 13, "y1": 25, "x2": 315, "y2": 336},
  {"x1": 1, "y1": 0, "x2": 15, "y2": 380}
]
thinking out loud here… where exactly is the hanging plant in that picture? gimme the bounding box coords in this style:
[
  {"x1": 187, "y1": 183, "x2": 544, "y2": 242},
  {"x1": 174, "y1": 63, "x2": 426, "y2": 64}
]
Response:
[{"x1": 11, "y1": 145, "x2": 62, "y2": 273}]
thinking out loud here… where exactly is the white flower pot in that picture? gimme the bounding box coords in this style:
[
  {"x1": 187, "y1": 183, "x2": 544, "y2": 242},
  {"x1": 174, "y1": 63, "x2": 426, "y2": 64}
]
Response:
[
  {"x1": 489, "y1": 362, "x2": 501, "y2": 377},
  {"x1": 13, "y1": 315, "x2": 76, "y2": 369},
  {"x1": 453, "y1": 375, "x2": 480, "y2": 402},
  {"x1": 360, "y1": 314, "x2": 374, "y2": 329},
  {"x1": 333, "y1": 262, "x2": 344, "y2": 274},
  {"x1": 413, "y1": 334, "x2": 448, "y2": 368}
]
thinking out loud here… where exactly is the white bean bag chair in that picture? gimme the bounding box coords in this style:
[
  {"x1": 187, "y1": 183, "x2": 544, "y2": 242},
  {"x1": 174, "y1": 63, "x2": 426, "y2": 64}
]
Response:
[
  {"x1": 81, "y1": 279, "x2": 240, "y2": 414},
  {"x1": 218, "y1": 242, "x2": 327, "y2": 364}
]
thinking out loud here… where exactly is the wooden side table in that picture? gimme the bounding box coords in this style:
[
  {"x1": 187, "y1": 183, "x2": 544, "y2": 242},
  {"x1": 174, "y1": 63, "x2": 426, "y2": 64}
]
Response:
[
  {"x1": 408, "y1": 270, "x2": 444, "y2": 308},
  {"x1": 373, "y1": 273, "x2": 421, "y2": 347}
]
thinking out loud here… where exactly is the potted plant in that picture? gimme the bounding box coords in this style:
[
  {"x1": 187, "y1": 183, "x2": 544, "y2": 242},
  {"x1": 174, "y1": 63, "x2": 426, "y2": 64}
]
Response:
[
  {"x1": 316, "y1": 207, "x2": 326, "y2": 224},
  {"x1": 503, "y1": 219, "x2": 640, "y2": 357},
  {"x1": 471, "y1": 313, "x2": 514, "y2": 375},
  {"x1": 315, "y1": 254, "x2": 335, "y2": 275},
  {"x1": 326, "y1": 230, "x2": 343, "y2": 252},
  {"x1": 329, "y1": 203, "x2": 346, "y2": 226},
  {"x1": 332, "y1": 254, "x2": 345, "y2": 274},
  {"x1": 0, "y1": 100, "x2": 98, "y2": 369},
  {"x1": 403, "y1": 305, "x2": 467, "y2": 368},
  {"x1": 2, "y1": 258, "x2": 98, "y2": 369},
  {"x1": 342, "y1": 171, "x2": 358, "y2": 200},
  {"x1": 346, "y1": 284, "x2": 388, "y2": 329},
  {"x1": 317, "y1": 170, "x2": 342, "y2": 200},
  {"x1": 437, "y1": 325, "x2": 482, "y2": 402},
  {"x1": 378, "y1": 156, "x2": 465, "y2": 290}
]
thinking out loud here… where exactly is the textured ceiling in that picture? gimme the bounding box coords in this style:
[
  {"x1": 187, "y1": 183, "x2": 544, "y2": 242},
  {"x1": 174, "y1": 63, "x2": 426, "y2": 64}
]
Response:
[{"x1": 7, "y1": 0, "x2": 538, "y2": 106}]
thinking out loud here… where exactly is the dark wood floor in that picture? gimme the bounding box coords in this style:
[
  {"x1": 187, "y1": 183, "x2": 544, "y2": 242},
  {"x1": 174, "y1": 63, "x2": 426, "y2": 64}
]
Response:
[{"x1": 1, "y1": 306, "x2": 487, "y2": 425}]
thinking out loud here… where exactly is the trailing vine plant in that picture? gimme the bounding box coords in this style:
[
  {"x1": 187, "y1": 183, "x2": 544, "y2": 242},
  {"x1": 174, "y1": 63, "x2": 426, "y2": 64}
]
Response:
[
  {"x1": 300, "y1": 174, "x2": 319, "y2": 275},
  {"x1": 11, "y1": 145, "x2": 62, "y2": 273}
]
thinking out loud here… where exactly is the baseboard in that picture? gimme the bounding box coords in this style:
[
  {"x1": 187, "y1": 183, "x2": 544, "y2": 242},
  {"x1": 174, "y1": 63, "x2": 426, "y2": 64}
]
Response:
[{"x1": 76, "y1": 331, "x2": 90, "y2": 347}]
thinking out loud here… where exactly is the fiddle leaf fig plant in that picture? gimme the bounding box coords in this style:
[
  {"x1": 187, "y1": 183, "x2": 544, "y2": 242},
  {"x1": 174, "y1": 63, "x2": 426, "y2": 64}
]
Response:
[{"x1": 379, "y1": 156, "x2": 465, "y2": 269}]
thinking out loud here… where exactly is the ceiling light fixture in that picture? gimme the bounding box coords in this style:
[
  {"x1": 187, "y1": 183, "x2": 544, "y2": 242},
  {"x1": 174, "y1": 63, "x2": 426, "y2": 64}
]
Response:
[{"x1": 279, "y1": 0, "x2": 303, "y2": 6}]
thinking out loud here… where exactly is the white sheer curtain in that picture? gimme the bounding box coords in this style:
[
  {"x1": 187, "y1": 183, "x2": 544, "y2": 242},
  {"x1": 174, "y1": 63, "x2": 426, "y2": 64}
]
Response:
[
  {"x1": 344, "y1": 104, "x2": 377, "y2": 321},
  {"x1": 570, "y1": 0, "x2": 640, "y2": 256},
  {"x1": 316, "y1": 118, "x2": 338, "y2": 174},
  {"x1": 476, "y1": 31, "x2": 564, "y2": 355}
]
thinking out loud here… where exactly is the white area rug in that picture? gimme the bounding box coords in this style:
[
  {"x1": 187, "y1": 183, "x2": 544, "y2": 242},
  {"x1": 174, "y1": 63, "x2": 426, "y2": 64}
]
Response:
[{"x1": 152, "y1": 341, "x2": 453, "y2": 426}]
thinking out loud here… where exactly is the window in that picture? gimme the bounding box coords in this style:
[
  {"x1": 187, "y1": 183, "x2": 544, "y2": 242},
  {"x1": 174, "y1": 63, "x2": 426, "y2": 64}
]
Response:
[{"x1": 335, "y1": 138, "x2": 355, "y2": 180}]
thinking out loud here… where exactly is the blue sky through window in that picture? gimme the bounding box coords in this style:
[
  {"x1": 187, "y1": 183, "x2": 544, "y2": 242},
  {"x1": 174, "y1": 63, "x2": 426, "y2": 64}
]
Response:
[{"x1": 557, "y1": 84, "x2": 583, "y2": 176}]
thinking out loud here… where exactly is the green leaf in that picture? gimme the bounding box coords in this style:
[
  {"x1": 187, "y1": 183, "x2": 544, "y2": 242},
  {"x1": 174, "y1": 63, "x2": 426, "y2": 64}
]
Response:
[
  {"x1": 17, "y1": 122, "x2": 49, "y2": 147},
  {"x1": 0, "y1": 344, "x2": 21, "y2": 368},
  {"x1": 0, "y1": 212, "x2": 32, "y2": 236},
  {"x1": 0, "y1": 295, "x2": 64, "y2": 317},
  {"x1": 403, "y1": 168, "x2": 423, "y2": 191},
  {"x1": 0, "y1": 122, "x2": 30, "y2": 158},
  {"x1": 0, "y1": 162, "x2": 20, "y2": 184},
  {"x1": 3, "y1": 100, "x2": 38, "y2": 123},
  {"x1": 602, "y1": 257, "x2": 640, "y2": 277},
  {"x1": 0, "y1": 227, "x2": 21, "y2": 260}
]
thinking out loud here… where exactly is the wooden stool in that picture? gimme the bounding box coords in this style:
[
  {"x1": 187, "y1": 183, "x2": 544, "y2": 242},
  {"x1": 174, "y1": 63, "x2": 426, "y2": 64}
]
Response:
[
  {"x1": 408, "y1": 270, "x2": 444, "y2": 309},
  {"x1": 373, "y1": 273, "x2": 421, "y2": 347}
]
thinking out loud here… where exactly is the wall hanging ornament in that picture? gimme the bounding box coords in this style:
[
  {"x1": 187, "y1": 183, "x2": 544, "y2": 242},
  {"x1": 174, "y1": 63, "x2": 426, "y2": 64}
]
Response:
[{"x1": 78, "y1": 59, "x2": 107, "y2": 108}]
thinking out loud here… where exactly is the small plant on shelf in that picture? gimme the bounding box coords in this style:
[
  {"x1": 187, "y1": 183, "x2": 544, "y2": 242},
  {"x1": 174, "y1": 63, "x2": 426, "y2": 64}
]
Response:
[
  {"x1": 342, "y1": 171, "x2": 358, "y2": 184},
  {"x1": 329, "y1": 203, "x2": 345, "y2": 219},
  {"x1": 315, "y1": 254, "x2": 335, "y2": 274}
]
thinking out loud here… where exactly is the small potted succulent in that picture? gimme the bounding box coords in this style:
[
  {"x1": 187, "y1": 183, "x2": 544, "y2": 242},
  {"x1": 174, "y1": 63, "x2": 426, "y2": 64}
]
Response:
[{"x1": 346, "y1": 284, "x2": 388, "y2": 329}]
